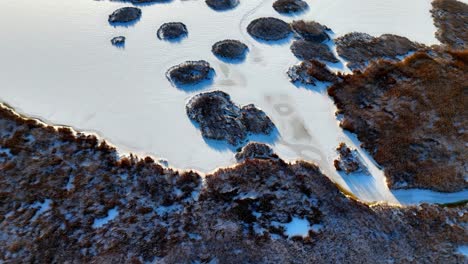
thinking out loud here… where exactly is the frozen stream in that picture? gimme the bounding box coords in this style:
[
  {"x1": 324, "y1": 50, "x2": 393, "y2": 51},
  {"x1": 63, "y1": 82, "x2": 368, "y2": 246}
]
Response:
[{"x1": 0, "y1": 0, "x2": 466, "y2": 205}]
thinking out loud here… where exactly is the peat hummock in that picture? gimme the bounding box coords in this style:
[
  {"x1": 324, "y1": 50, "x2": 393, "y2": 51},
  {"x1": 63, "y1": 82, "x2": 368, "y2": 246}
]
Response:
[
  {"x1": 247, "y1": 17, "x2": 292, "y2": 41},
  {"x1": 335, "y1": 32, "x2": 423, "y2": 70},
  {"x1": 235, "y1": 142, "x2": 278, "y2": 162},
  {"x1": 157, "y1": 22, "x2": 188, "y2": 40},
  {"x1": 186, "y1": 91, "x2": 275, "y2": 145},
  {"x1": 333, "y1": 143, "x2": 368, "y2": 175},
  {"x1": 291, "y1": 20, "x2": 330, "y2": 42},
  {"x1": 290, "y1": 40, "x2": 338, "y2": 63},
  {"x1": 272, "y1": 0, "x2": 308, "y2": 14},
  {"x1": 211, "y1": 39, "x2": 248, "y2": 60},
  {"x1": 108, "y1": 7, "x2": 142, "y2": 24},
  {"x1": 166, "y1": 60, "x2": 214, "y2": 86},
  {"x1": 110, "y1": 36, "x2": 126, "y2": 47},
  {"x1": 287, "y1": 60, "x2": 338, "y2": 85},
  {"x1": 205, "y1": 0, "x2": 239, "y2": 10}
]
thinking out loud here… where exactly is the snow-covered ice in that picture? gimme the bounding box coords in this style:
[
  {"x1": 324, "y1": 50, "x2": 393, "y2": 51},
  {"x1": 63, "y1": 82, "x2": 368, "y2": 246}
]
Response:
[{"x1": 0, "y1": 0, "x2": 464, "y2": 205}]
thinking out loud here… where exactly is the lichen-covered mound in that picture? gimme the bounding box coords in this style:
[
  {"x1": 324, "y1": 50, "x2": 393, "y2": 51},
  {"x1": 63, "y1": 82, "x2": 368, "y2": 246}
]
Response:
[
  {"x1": 110, "y1": 36, "x2": 126, "y2": 46},
  {"x1": 166, "y1": 60, "x2": 214, "y2": 86},
  {"x1": 335, "y1": 32, "x2": 423, "y2": 70},
  {"x1": 291, "y1": 20, "x2": 330, "y2": 42},
  {"x1": 247, "y1": 17, "x2": 292, "y2": 41},
  {"x1": 287, "y1": 59, "x2": 338, "y2": 85},
  {"x1": 0, "y1": 103, "x2": 466, "y2": 263},
  {"x1": 431, "y1": 0, "x2": 468, "y2": 50},
  {"x1": 205, "y1": 0, "x2": 239, "y2": 10},
  {"x1": 235, "y1": 142, "x2": 278, "y2": 162},
  {"x1": 212, "y1": 39, "x2": 248, "y2": 60},
  {"x1": 328, "y1": 50, "x2": 468, "y2": 192},
  {"x1": 272, "y1": 0, "x2": 308, "y2": 14},
  {"x1": 108, "y1": 7, "x2": 142, "y2": 24},
  {"x1": 334, "y1": 143, "x2": 368, "y2": 175},
  {"x1": 157, "y1": 22, "x2": 188, "y2": 40},
  {"x1": 290, "y1": 40, "x2": 338, "y2": 63},
  {"x1": 186, "y1": 91, "x2": 275, "y2": 145}
]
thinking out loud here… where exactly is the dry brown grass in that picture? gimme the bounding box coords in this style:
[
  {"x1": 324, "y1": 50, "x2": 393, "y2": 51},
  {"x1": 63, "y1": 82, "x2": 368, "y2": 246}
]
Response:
[
  {"x1": 432, "y1": 0, "x2": 468, "y2": 49},
  {"x1": 328, "y1": 50, "x2": 468, "y2": 192}
]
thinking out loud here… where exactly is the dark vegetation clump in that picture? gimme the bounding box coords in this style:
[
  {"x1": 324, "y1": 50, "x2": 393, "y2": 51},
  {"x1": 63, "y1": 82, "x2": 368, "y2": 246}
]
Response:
[
  {"x1": 110, "y1": 36, "x2": 126, "y2": 46},
  {"x1": 335, "y1": 32, "x2": 423, "y2": 70},
  {"x1": 235, "y1": 142, "x2": 278, "y2": 162},
  {"x1": 333, "y1": 143, "x2": 368, "y2": 174},
  {"x1": 287, "y1": 59, "x2": 338, "y2": 85},
  {"x1": 157, "y1": 22, "x2": 188, "y2": 40},
  {"x1": 205, "y1": 0, "x2": 239, "y2": 10},
  {"x1": 211, "y1": 39, "x2": 248, "y2": 60},
  {"x1": 272, "y1": 0, "x2": 308, "y2": 14},
  {"x1": 186, "y1": 91, "x2": 275, "y2": 145},
  {"x1": 291, "y1": 20, "x2": 330, "y2": 42},
  {"x1": 328, "y1": 50, "x2": 468, "y2": 191},
  {"x1": 166, "y1": 60, "x2": 214, "y2": 86},
  {"x1": 431, "y1": 0, "x2": 468, "y2": 50},
  {"x1": 290, "y1": 40, "x2": 338, "y2": 63},
  {"x1": 247, "y1": 17, "x2": 292, "y2": 41},
  {"x1": 108, "y1": 7, "x2": 142, "y2": 24}
]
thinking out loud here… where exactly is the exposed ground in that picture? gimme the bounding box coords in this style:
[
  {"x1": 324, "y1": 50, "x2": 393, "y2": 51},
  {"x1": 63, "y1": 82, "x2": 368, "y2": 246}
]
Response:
[
  {"x1": 0, "y1": 103, "x2": 467, "y2": 263},
  {"x1": 328, "y1": 50, "x2": 468, "y2": 192},
  {"x1": 432, "y1": 0, "x2": 468, "y2": 49}
]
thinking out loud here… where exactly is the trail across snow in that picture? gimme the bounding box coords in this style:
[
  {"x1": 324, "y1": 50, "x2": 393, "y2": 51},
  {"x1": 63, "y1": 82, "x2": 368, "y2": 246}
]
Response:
[{"x1": 0, "y1": 0, "x2": 464, "y2": 205}]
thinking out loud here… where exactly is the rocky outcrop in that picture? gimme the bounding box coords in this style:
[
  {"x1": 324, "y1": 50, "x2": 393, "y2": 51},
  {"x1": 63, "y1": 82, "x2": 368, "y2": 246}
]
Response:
[
  {"x1": 272, "y1": 0, "x2": 308, "y2": 14},
  {"x1": 333, "y1": 143, "x2": 368, "y2": 174},
  {"x1": 328, "y1": 50, "x2": 468, "y2": 192},
  {"x1": 110, "y1": 36, "x2": 126, "y2": 46},
  {"x1": 0, "y1": 103, "x2": 466, "y2": 263},
  {"x1": 166, "y1": 60, "x2": 214, "y2": 86},
  {"x1": 335, "y1": 32, "x2": 423, "y2": 70},
  {"x1": 291, "y1": 40, "x2": 338, "y2": 63},
  {"x1": 212, "y1": 39, "x2": 248, "y2": 60},
  {"x1": 247, "y1": 17, "x2": 292, "y2": 41},
  {"x1": 431, "y1": 0, "x2": 468, "y2": 50},
  {"x1": 287, "y1": 59, "x2": 338, "y2": 85},
  {"x1": 157, "y1": 22, "x2": 188, "y2": 40},
  {"x1": 235, "y1": 142, "x2": 278, "y2": 162},
  {"x1": 186, "y1": 91, "x2": 275, "y2": 145},
  {"x1": 205, "y1": 0, "x2": 239, "y2": 10},
  {"x1": 108, "y1": 7, "x2": 142, "y2": 24},
  {"x1": 291, "y1": 20, "x2": 330, "y2": 43}
]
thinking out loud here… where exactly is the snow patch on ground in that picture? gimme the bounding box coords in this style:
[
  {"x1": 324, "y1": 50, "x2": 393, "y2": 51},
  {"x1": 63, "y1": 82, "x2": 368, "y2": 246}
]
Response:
[
  {"x1": 457, "y1": 245, "x2": 468, "y2": 257},
  {"x1": 92, "y1": 207, "x2": 119, "y2": 228},
  {"x1": 31, "y1": 199, "x2": 52, "y2": 221},
  {"x1": 284, "y1": 217, "x2": 311, "y2": 238}
]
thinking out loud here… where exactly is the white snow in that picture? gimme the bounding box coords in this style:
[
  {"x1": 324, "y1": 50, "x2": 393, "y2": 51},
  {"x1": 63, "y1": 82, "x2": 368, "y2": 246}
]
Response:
[
  {"x1": 284, "y1": 217, "x2": 311, "y2": 238},
  {"x1": 92, "y1": 207, "x2": 119, "y2": 228},
  {"x1": 31, "y1": 199, "x2": 52, "y2": 221},
  {"x1": 0, "y1": 0, "x2": 464, "y2": 205},
  {"x1": 65, "y1": 174, "x2": 75, "y2": 191},
  {"x1": 457, "y1": 245, "x2": 468, "y2": 257}
]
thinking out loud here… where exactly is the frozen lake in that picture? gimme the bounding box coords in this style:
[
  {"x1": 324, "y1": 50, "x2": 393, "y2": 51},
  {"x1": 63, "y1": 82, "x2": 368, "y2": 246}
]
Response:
[{"x1": 1, "y1": 0, "x2": 465, "y2": 204}]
